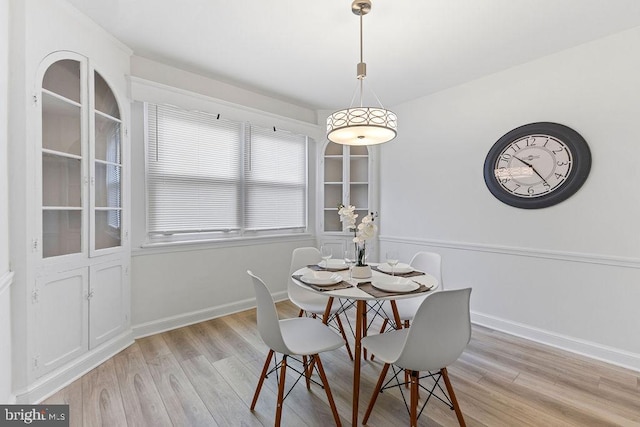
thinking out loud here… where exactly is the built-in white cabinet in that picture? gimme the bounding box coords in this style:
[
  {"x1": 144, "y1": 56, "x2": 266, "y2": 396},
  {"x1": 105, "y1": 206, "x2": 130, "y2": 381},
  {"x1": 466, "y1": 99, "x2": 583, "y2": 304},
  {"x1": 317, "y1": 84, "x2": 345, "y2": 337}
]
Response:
[
  {"x1": 32, "y1": 259, "x2": 129, "y2": 378},
  {"x1": 8, "y1": 0, "x2": 133, "y2": 403},
  {"x1": 29, "y1": 51, "x2": 130, "y2": 380},
  {"x1": 89, "y1": 260, "x2": 128, "y2": 349},
  {"x1": 33, "y1": 268, "x2": 88, "y2": 376},
  {"x1": 319, "y1": 141, "x2": 377, "y2": 258}
]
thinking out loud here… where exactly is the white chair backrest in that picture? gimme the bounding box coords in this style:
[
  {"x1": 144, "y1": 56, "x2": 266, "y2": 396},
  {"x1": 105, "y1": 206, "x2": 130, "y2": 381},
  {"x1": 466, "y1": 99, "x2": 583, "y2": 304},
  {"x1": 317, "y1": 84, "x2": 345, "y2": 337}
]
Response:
[
  {"x1": 409, "y1": 251, "x2": 442, "y2": 287},
  {"x1": 288, "y1": 247, "x2": 322, "y2": 299},
  {"x1": 396, "y1": 288, "x2": 472, "y2": 372},
  {"x1": 248, "y1": 270, "x2": 290, "y2": 355}
]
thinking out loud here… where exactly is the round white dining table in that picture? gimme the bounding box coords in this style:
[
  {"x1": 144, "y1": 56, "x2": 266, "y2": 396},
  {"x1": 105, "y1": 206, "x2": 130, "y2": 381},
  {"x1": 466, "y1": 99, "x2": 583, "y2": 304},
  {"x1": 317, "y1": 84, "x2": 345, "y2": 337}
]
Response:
[{"x1": 291, "y1": 264, "x2": 439, "y2": 426}]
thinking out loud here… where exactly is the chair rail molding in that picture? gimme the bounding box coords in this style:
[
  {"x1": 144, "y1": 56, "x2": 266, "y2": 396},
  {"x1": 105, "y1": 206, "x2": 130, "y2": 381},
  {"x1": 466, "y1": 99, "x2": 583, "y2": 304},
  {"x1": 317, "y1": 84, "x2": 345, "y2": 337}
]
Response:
[{"x1": 379, "y1": 235, "x2": 640, "y2": 269}]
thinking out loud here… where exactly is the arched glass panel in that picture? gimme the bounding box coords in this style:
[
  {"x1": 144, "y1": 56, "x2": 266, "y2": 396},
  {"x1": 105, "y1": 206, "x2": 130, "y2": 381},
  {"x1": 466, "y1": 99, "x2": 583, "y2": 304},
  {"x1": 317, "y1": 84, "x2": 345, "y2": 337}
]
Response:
[
  {"x1": 93, "y1": 71, "x2": 122, "y2": 250},
  {"x1": 42, "y1": 59, "x2": 81, "y2": 103},
  {"x1": 41, "y1": 59, "x2": 83, "y2": 257},
  {"x1": 94, "y1": 71, "x2": 120, "y2": 119}
]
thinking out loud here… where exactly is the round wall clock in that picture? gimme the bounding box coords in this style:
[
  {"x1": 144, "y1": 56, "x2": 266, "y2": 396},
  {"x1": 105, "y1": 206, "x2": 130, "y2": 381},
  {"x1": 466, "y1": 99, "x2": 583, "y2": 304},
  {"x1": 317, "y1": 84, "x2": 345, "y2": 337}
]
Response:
[{"x1": 483, "y1": 122, "x2": 591, "y2": 209}]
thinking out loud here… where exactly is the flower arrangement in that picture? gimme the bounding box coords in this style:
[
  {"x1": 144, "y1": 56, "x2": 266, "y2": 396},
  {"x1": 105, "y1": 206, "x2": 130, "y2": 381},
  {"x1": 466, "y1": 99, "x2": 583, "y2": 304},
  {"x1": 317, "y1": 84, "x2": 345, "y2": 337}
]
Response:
[{"x1": 338, "y1": 204, "x2": 378, "y2": 266}]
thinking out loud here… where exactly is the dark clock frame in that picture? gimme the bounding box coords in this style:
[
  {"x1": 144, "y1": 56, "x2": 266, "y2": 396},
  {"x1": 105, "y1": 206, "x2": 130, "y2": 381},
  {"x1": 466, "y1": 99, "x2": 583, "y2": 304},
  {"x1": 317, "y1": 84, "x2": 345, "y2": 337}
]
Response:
[{"x1": 483, "y1": 122, "x2": 591, "y2": 209}]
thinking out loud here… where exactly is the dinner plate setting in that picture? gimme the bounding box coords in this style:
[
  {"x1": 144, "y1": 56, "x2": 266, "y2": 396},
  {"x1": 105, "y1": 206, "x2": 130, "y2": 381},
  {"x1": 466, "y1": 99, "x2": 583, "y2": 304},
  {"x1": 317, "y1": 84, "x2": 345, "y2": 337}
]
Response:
[
  {"x1": 318, "y1": 259, "x2": 349, "y2": 270},
  {"x1": 370, "y1": 276, "x2": 420, "y2": 293},
  {"x1": 376, "y1": 262, "x2": 414, "y2": 274},
  {"x1": 300, "y1": 271, "x2": 343, "y2": 286}
]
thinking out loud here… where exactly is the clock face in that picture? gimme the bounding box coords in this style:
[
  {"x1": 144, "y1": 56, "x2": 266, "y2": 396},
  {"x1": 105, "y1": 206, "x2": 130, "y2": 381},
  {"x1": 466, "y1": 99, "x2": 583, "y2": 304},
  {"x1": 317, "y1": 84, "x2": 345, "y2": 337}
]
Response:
[
  {"x1": 484, "y1": 123, "x2": 591, "y2": 209},
  {"x1": 494, "y1": 134, "x2": 572, "y2": 197}
]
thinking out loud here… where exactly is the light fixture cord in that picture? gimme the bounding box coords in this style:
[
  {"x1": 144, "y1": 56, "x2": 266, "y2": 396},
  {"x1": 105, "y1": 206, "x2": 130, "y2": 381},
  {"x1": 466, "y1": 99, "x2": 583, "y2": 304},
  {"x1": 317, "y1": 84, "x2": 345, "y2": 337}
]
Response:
[
  {"x1": 349, "y1": 1, "x2": 386, "y2": 110},
  {"x1": 359, "y1": 9, "x2": 364, "y2": 66},
  {"x1": 359, "y1": 8, "x2": 364, "y2": 107}
]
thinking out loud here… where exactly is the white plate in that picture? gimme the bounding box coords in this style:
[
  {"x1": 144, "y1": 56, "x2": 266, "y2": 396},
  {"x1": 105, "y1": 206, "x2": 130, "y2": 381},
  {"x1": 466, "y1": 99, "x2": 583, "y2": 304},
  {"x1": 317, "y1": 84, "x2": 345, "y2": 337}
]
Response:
[
  {"x1": 301, "y1": 271, "x2": 342, "y2": 286},
  {"x1": 377, "y1": 263, "x2": 413, "y2": 274},
  {"x1": 371, "y1": 276, "x2": 420, "y2": 293},
  {"x1": 318, "y1": 259, "x2": 348, "y2": 269}
]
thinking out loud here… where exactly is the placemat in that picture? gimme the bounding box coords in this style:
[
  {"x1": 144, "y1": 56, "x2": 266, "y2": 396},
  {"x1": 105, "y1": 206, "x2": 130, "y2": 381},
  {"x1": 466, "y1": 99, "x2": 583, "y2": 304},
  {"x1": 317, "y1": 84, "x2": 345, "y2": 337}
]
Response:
[
  {"x1": 292, "y1": 274, "x2": 352, "y2": 292},
  {"x1": 306, "y1": 264, "x2": 349, "y2": 272},
  {"x1": 357, "y1": 281, "x2": 433, "y2": 298},
  {"x1": 371, "y1": 265, "x2": 426, "y2": 278}
]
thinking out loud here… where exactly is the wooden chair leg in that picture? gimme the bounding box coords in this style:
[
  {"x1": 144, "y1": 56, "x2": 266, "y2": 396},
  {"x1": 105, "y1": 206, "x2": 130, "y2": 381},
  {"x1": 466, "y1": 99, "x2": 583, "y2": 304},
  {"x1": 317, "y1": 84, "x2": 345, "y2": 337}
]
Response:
[
  {"x1": 298, "y1": 309, "x2": 304, "y2": 317},
  {"x1": 322, "y1": 297, "x2": 334, "y2": 324},
  {"x1": 441, "y1": 367, "x2": 466, "y2": 427},
  {"x1": 251, "y1": 350, "x2": 274, "y2": 410},
  {"x1": 363, "y1": 363, "x2": 390, "y2": 424},
  {"x1": 314, "y1": 355, "x2": 342, "y2": 427},
  {"x1": 379, "y1": 318, "x2": 388, "y2": 334},
  {"x1": 275, "y1": 355, "x2": 288, "y2": 427},
  {"x1": 410, "y1": 371, "x2": 419, "y2": 427},
  {"x1": 363, "y1": 309, "x2": 368, "y2": 360},
  {"x1": 307, "y1": 357, "x2": 316, "y2": 380},
  {"x1": 335, "y1": 313, "x2": 354, "y2": 361},
  {"x1": 302, "y1": 355, "x2": 311, "y2": 389}
]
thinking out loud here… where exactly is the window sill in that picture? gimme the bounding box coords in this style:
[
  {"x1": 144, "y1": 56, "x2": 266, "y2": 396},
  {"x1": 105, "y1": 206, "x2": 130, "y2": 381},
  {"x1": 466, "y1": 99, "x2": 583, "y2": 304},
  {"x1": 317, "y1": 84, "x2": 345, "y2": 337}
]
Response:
[{"x1": 132, "y1": 233, "x2": 315, "y2": 256}]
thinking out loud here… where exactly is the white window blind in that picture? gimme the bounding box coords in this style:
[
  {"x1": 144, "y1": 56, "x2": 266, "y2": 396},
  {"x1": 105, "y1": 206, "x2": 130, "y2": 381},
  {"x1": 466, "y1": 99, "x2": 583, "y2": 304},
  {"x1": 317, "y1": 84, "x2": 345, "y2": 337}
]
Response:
[
  {"x1": 244, "y1": 126, "x2": 307, "y2": 231},
  {"x1": 145, "y1": 103, "x2": 308, "y2": 239},
  {"x1": 146, "y1": 104, "x2": 242, "y2": 234}
]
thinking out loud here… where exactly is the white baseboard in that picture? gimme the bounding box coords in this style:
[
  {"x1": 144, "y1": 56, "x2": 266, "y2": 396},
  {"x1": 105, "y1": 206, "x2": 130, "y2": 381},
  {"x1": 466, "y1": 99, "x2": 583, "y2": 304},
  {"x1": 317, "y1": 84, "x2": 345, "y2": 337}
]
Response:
[
  {"x1": 15, "y1": 331, "x2": 134, "y2": 404},
  {"x1": 471, "y1": 311, "x2": 640, "y2": 372},
  {"x1": 132, "y1": 290, "x2": 288, "y2": 339}
]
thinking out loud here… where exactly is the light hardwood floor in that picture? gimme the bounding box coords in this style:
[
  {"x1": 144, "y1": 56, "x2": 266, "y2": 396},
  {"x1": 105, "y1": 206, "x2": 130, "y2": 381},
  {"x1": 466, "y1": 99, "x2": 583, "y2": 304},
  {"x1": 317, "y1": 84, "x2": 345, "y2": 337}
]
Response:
[{"x1": 43, "y1": 300, "x2": 640, "y2": 426}]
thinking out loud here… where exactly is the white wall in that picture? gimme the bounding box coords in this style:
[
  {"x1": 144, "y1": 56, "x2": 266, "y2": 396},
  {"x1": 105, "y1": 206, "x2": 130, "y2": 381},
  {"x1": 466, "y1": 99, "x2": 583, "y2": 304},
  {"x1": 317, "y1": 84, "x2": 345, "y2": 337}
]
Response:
[
  {"x1": 128, "y1": 62, "x2": 319, "y2": 335},
  {"x1": 0, "y1": 0, "x2": 13, "y2": 404},
  {"x1": 379, "y1": 27, "x2": 640, "y2": 370},
  {"x1": 130, "y1": 239, "x2": 315, "y2": 335}
]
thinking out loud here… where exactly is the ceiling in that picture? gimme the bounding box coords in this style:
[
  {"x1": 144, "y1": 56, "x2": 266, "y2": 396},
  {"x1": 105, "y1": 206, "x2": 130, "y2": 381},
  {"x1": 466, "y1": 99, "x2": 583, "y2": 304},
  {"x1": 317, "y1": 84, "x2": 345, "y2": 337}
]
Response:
[{"x1": 66, "y1": 0, "x2": 640, "y2": 111}]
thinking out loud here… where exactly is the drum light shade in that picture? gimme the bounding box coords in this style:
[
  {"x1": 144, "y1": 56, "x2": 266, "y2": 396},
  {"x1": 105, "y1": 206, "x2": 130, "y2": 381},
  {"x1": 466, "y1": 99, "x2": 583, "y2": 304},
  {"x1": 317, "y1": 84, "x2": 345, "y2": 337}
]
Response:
[{"x1": 327, "y1": 107, "x2": 397, "y2": 145}]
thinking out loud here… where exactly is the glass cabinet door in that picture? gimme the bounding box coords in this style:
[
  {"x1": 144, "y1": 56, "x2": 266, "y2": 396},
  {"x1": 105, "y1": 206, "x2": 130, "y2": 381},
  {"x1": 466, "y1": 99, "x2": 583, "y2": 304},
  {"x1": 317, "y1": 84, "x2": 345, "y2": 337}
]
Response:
[
  {"x1": 41, "y1": 59, "x2": 84, "y2": 258},
  {"x1": 92, "y1": 71, "x2": 122, "y2": 251},
  {"x1": 322, "y1": 142, "x2": 370, "y2": 233},
  {"x1": 40, "y1": 59, "x2": 124, "y2": 258}
]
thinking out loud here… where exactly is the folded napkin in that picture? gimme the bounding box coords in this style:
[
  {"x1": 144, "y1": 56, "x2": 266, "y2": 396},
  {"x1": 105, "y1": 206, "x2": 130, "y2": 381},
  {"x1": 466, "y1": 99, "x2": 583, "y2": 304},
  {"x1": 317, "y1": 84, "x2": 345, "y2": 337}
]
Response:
[
  {"x1": 371, "y1": 265, "x2": 426, "y2": 278},
  {"x1": 357, "y1": 281, "x2": 432, "y2": 298},
  {"x1": 306, "y1": 264, "x2": 349, "y2": 272},
  {"x1": 292, "y1": 274, "x2": 352, "y2": 292}
]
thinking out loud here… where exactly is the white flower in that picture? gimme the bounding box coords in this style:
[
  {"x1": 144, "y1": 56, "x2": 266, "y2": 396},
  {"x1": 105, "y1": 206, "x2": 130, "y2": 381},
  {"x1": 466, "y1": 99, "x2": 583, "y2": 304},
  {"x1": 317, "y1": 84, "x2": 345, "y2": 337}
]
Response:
[
  {"x1": 339, "y1": 206, "x2": 377, "y2": 245},
  {"x1": 354, "y1": 213, "x2": 377, "y2": 243},
  {"x1": 339, "y1": 209, "x2": 378, "y2": 265},
  {"x1": 338, "y1": 204, "x2": 358, "y2": 229}
]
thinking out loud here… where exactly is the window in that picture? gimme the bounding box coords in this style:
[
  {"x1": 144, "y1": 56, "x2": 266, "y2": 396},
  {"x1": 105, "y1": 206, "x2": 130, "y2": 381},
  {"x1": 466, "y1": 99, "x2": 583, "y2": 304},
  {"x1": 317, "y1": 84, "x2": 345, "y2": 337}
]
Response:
[{"x1": 145, "y1": 103, "x2": 308, "y2": 242}]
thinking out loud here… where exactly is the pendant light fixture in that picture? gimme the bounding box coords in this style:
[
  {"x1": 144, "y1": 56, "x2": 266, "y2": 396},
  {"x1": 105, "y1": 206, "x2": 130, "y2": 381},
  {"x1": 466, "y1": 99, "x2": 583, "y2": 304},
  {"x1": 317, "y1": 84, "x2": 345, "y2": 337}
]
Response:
[{"x1": 327, "y1": 0, "x2": 397, "y2": 146}]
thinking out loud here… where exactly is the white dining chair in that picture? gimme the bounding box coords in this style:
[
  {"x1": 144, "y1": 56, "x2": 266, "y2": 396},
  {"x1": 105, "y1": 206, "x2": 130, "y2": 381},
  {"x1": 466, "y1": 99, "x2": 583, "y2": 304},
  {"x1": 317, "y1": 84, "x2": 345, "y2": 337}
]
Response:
[
  {"x1": 248, "y1": 270, "x2": 344, "y2": 427},
  {"x1": 362, "y1": 288, "x2": 472, "y2": 427},
  {"x1": 288, "y1": 247, "x2": 353, "y2": 360},
  {"x1": 379, "y1": 251, "x2": 442, "y2": 332}
]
